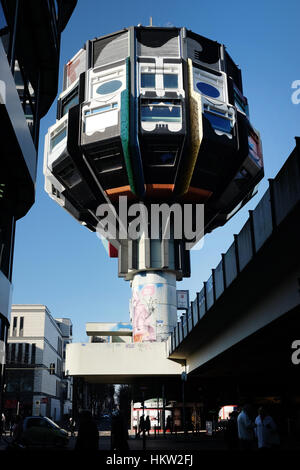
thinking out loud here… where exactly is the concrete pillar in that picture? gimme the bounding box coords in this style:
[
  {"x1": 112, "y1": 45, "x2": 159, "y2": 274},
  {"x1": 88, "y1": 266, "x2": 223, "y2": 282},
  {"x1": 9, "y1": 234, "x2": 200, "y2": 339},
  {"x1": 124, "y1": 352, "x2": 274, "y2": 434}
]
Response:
[{"x1": 130, "y1": 270, "x2": 177, "y2": 342}]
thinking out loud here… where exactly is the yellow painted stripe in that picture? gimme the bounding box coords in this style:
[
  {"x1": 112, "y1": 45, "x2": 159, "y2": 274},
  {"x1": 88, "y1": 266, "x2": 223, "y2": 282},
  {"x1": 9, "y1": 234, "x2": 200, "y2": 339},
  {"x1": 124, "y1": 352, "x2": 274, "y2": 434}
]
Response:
[{"x1": 178, "y1": 59, "x2": 203, "y2": 195}]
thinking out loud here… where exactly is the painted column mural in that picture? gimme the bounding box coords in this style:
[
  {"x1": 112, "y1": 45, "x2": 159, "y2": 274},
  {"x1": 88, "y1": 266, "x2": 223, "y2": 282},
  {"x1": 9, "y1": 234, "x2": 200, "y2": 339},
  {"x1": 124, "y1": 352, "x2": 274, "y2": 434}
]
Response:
[{"x1": 130, "y1": 271, "x2": 177, "y2": 343}]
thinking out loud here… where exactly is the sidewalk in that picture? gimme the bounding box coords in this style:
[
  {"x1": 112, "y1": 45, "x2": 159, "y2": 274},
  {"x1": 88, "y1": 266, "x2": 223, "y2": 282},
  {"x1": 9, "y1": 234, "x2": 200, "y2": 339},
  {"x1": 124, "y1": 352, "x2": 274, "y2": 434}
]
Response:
[
  {"x1": 99, "y1": 432, "x2": 228, "y2": 451},
  {"x1": 1, "y1": 430, "x2": 299, "y2": 452}
]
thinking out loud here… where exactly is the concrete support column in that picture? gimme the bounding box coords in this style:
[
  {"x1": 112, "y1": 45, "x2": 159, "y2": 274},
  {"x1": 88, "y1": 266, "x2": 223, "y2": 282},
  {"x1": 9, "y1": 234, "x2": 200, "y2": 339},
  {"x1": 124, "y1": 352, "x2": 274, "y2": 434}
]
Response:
[{"x1": 130, "y1": 270, "x2": 177, "y2": 342}]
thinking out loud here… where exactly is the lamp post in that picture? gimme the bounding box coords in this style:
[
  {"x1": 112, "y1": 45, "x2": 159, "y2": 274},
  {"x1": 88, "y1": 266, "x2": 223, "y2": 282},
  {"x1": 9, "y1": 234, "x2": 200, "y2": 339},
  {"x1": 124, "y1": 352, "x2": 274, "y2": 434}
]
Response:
[{"x1": 181, "y1": 371, "x2": 187, "y2": 434}]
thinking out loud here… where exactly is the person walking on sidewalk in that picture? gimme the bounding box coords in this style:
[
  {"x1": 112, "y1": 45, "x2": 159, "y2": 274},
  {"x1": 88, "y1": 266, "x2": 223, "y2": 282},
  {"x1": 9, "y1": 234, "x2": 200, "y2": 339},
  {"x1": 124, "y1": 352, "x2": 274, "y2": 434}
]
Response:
[
  {"x1": 224, "y1": 410, "x2": 239, "y2": 450},
  {"x1": 145, "y1": 416, "x2": 151, "y2": 436},
  {"x1": 237, "y1": 405, "x2": 255, "y2": 450},
  {"x1": 138, "y1": 415, "x2": 145, "y2": 437},
  {"x1": 0, "y1": 413, "x2": 5, "y2": 441},
  {"x1": 254, "y1": 407, "x2": 280, "y2": 450}
]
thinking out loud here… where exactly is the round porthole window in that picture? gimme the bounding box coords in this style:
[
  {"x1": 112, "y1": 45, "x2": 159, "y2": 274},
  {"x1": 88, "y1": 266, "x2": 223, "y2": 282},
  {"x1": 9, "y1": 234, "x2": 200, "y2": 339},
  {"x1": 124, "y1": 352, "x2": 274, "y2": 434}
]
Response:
[
  {"x1": 196, "y1": 82, "x2": 220, "y2": 98},
  {"x1": 96, "y1": 80, "x2": 122, "y2": 95}
]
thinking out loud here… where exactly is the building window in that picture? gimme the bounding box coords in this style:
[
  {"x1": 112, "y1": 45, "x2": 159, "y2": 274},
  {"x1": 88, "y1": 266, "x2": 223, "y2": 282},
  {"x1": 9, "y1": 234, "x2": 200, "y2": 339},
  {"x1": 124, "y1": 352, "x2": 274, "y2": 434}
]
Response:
[
  {"x1": 17, "y1": 343, "x2": 23, "y2": 363},
  {"x1": 24, "y1": 343, "x2": 29, "y2": 364},
  {"x1": 141, "y1": 101, "x2": 181, "y2": 122},
  {"x1": 61, "y1": 87, "x2": 79, "y2": 117},
  {"x1": 50, "y1": 126, "x2": 67, "y2": 151},
  {"x1": 19, "y1": 317, "x2": 24, "y2": 337},
  {"x1": 11, "y1": 343, "x2": 16, "y2": 363},
  {"x1": 163, "y1": 74, "x2": 178, "y2": 89},
  {"x1": 95, "y1": 80, "x2": 122, "y2": 95},
  {"x1": 141, "y1": 73, "x2": 155, "y2": 88},
  {"x1": 31, "y1": 343, "x2": 36, "y2": 364},
  {"x1": 196, "y1": 81, "x2": 220, "y2": 98},
  {"x1": 203, "y1": 105, "x2": 232, "y2": 134},
  {"x1": 12, "y1": 317, "x2": 17, "y2": 337},
  {"x1": 84, "y1": 102, "x2": 118, "y2": 116}
]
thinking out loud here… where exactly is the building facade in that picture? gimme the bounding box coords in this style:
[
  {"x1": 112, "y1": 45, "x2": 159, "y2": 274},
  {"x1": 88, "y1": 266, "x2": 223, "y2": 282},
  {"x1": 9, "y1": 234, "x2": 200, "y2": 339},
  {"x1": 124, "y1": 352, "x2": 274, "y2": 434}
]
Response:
[
  {"x1": 0, "y1": 0, "x2": 77, "y2": 415},
  {"x1": 5, "y1": 305, "x2": 73, "y2": 422},
  {"x1": 55, "y1": 317, "x2": 73, "y2": 416}
]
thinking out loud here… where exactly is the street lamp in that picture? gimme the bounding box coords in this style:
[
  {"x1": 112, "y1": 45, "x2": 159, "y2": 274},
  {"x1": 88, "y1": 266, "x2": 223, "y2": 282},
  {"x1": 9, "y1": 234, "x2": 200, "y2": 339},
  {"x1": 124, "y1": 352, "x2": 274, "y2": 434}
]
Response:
[{"x1": 181, "y1": 371, "x2": 187, "y2": 434}]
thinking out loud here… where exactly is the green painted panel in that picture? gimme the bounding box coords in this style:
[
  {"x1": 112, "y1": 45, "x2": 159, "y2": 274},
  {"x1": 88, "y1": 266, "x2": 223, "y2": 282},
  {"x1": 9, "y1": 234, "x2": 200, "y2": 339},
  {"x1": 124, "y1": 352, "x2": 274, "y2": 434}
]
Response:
[{"x1": 120, "y1": 58, "x2": 136, "y2": 195}]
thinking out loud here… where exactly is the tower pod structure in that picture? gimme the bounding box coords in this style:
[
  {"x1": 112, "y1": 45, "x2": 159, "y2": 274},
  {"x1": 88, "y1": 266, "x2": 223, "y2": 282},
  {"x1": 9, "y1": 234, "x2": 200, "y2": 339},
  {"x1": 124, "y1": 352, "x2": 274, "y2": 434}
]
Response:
[{"x1": 44, "y1": 26, "x2": 264, "y2": 341}]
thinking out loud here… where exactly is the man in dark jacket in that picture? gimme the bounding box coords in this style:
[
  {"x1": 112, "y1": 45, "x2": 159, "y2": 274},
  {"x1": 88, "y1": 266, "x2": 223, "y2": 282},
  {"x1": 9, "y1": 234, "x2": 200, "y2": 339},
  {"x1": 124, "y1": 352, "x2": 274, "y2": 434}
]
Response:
[
  {"x1": 75, "y1": 410, "x2": 99, "y2": 451},
  {"x1": 111, "y1": 408, "x2": 129, "y2": 451}
]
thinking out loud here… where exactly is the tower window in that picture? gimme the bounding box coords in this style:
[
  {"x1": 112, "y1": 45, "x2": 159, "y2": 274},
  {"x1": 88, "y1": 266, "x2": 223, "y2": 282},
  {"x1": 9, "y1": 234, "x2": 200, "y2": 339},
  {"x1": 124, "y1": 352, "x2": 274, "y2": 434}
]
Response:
[
  {"x1": 163, "y1": 74, "x2": 178, "y2": 89},
  {"x1": 141, "y1": 101, "x2": 181, "y2": 122},
  {"x1": 141, "y1": 73, "x2": 155, "y2": 88},
  {"x1": 50, "y1": 127, "x2": 67, "y2": 151},
  {"x1": 61, "y1": 87, "x2": 79, "y2": 117}
]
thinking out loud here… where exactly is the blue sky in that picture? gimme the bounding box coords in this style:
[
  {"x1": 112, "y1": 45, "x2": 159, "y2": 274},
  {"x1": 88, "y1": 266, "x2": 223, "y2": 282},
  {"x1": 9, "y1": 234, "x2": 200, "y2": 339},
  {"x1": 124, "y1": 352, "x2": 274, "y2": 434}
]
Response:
[{"x1": 12, "y1": 0, "x2": 300, "y2": 342}]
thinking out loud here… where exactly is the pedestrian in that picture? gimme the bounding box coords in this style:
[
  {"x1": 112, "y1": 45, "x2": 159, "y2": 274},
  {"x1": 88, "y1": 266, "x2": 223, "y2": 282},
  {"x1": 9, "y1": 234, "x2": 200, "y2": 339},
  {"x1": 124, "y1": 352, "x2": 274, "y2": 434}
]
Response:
[
  {"x1": 12, "y1": 415, "x2": 23, "y2": 445},
  {"x1": 69, "y1": 416, "x2": 76, "y2": 436},
  {"x1": 145, "y1": 415, "x2": 151, "y2": 436},
  {"x1": 111, "y1": 408, "x2": 129, "y2": 451},
  {"x1": 166, "y1": 415, "x2": 172, "y2": 434},
  {"x1": 254, "y1": 406, "x2": 280, "y2": 450},
  {"x1": 0, "y1": 413, "x2": 4, "y2": 441},
  {"x1": 138, "y1": 415, "x2": 145, "y2": 437},
  {"x1": 0, "y1": 413, "x2": 5, "y2": 440},
  {"x1": 237, "y1": 405, "x2": 255, "y2": 450},
  {"x1": 74, "y1": 410, "x2": 99, "y2": 451},
  {"x1": 224, "y1": 411, "x2": 239, "y2": 450}
]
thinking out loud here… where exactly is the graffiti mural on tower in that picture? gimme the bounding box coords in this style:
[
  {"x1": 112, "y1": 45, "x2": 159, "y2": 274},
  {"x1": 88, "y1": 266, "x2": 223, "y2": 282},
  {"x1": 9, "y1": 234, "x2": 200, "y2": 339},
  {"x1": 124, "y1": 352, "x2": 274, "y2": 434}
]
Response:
[{"x1": 131, "y1": 284, "x2": 158, "y2": 342}]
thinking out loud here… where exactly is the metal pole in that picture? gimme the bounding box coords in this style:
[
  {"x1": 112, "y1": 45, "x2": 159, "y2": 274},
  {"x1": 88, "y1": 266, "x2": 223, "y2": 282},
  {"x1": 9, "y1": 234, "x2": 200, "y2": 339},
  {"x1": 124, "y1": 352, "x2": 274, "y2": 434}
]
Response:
[
  {"x1": 162, "y1": 384, "x2": 166, "y2": 438},
  {"x1": 156, "y1": 395, "x2": 159, "y2": 438},
  {"x1": 142, "y1": 391, "x2": 146, "y2": 451},
  {"x1": 182, "y1": 379, "x2": 186, "y2": 434}
]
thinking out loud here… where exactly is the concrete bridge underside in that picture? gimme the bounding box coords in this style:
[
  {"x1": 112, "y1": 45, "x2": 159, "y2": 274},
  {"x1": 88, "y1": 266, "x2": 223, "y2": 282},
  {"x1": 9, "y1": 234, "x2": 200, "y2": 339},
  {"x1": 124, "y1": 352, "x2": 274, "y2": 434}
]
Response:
[{"x1": 168, "y1": 198, "x2": 300, "y2": 404}]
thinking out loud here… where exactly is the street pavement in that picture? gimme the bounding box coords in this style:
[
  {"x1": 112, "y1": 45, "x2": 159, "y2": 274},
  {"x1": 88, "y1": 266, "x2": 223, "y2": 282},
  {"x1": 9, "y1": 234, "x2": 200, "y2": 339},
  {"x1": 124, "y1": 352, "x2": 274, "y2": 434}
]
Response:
[{"x1": 1, "y1": 430, "x2": 299, "y2": 452}]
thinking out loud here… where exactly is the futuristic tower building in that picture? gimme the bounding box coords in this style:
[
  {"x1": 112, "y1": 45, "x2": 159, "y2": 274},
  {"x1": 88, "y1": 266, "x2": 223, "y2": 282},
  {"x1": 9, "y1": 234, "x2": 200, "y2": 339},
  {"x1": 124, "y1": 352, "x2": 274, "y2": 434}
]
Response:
[{"x1": 44, "y1": 26, "x2": 263, "y2": 343}]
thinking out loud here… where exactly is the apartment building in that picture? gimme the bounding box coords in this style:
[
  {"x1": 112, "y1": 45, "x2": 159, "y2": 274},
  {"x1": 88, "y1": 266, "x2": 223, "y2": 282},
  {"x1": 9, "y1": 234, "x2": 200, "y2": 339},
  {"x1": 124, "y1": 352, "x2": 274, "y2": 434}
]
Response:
[{"x1": 5, "y1": 305, "x2": 72, "y2": 422}]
